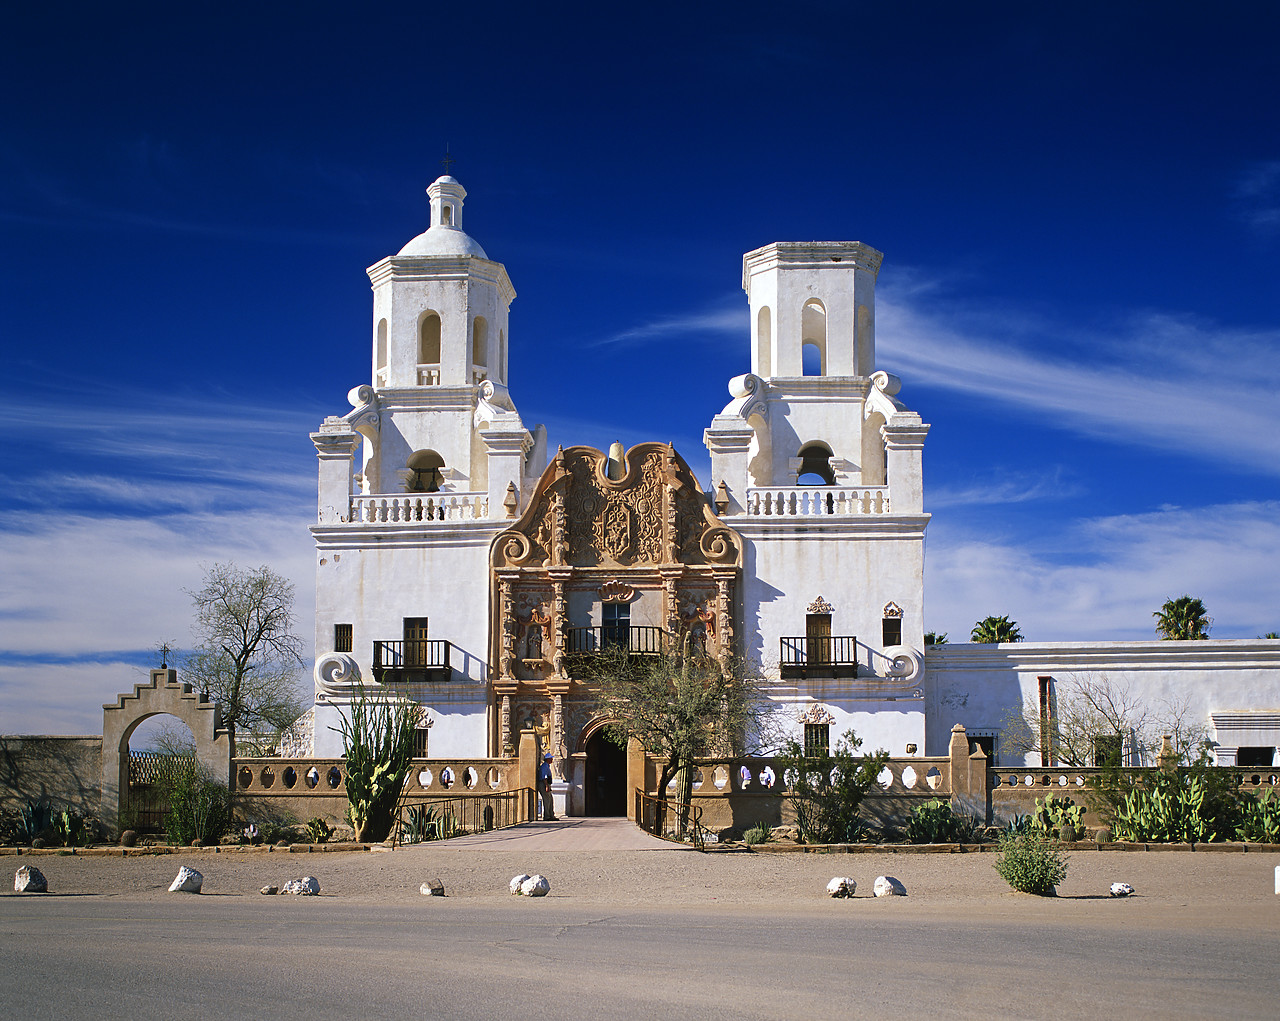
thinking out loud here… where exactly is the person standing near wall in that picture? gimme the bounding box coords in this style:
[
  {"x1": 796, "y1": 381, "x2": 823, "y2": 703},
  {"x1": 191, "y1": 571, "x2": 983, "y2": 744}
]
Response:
[{"x1": 538, "y1": 752, "x2": 556, "y2": 821}]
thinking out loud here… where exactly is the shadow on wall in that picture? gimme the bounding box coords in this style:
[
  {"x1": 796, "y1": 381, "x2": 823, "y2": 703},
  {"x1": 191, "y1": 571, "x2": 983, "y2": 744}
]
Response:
[{"x1": 0, "y1": 736, "x2": 103, "y2": 819}]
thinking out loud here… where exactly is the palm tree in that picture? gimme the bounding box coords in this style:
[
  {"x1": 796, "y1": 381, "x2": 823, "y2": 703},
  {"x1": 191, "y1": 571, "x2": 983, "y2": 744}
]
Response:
[
  {"x1": 1153, "y1": 595, "x2": 1211, "y2": 640},
  {"x1": 970, "y1": 615, "x2": 1023, "y2": 643}
]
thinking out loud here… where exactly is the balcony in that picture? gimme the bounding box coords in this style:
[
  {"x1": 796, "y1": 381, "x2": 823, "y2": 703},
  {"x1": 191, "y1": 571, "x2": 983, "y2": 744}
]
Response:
[
  {"x1": 373, "y1": 640, "x2": 452, "y2": 682},
  {"x1": 350, "y1": 493, "x2": 489, "y2": 523},
  {"x1": 565, "y1": 626, "x2": 670, "y2": 659},
  {"x1": 746, "y1": 486, "x2": 889, "y2": 516},
  {"x1": 779, "y1": 635, "x2": 858, "y2": 679}
]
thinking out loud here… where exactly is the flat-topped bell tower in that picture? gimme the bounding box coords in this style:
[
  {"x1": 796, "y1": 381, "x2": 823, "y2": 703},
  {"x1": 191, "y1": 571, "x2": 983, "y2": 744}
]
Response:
[{"x1": 744, "y1": 241, "x2": 882, "y2": 380}]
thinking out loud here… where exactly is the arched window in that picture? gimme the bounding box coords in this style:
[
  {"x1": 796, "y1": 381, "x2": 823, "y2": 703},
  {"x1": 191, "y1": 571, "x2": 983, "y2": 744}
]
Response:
[
  {"x1": 442, "y1": 205, "x2": 452, "y2": 226},
  {"x1": 801, "y1": 299, "x2": 827, "y2": 376},
  {"x1": 499, "y1": 329, "x2": 506, "y2": 383},
  {"x1": 862, "y1": 412, "x2": 887, "y2": 486},
  {"x1": 406, "y1": 449, "x2": 446, "y2": 493},
  {"x1": 419, "y1": 314, "x2": 441, "y2": 363},
  {"x1": 472, "y1": 316, "x2": 488, "y2": 367},
  {"x1": 756, "y1": 306, "x2": 772, "y2": 377},
  {"x1": 796, "y1": 441, "x2": 835, "y2": 486},
  {"x1": 376, "y1": 319, "x2": 388, "y2": 369}
]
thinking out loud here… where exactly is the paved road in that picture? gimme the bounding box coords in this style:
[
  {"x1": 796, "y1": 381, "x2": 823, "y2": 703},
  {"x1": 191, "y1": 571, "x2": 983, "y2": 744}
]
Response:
[
  {"x1": 436, "y1": 815, "x2": 689, "y2": 851},
  {"x1": 3, "y1": 894, "x2": 1276, "y2": 1019}
]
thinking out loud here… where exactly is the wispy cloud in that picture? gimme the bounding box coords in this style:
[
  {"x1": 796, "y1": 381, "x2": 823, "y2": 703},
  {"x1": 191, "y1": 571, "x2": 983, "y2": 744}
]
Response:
[
  {"x1": 877, "y1": 286, "x2": 1280, "y2": 475},
  {"x1": 1233, "y1": 161, "x2": 1280, "y2": 233},
  {"x1": 929, "y1": 468, "x2": 1082, "y2": 509},
  {"x1": 589, "y1": 303, "x2": 748, "y2": 348},
  {"x1": 927, "y1": 501, "x2": 1280, "y2": 642}
]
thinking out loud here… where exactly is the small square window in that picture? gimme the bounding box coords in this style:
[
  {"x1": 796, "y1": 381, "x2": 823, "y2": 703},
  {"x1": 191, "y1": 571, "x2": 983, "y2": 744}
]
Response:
[
  {"x1": 804, "y1": 723, "x2": 830, "y2": 757},
  {"x1": 334, "y1": 623, "x2": 353, "y2": 653}
]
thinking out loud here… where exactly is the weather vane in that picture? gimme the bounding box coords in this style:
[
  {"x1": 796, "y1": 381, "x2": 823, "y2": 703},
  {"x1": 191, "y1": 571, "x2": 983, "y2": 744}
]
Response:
[{"x1": 440, "y1": 146, "x2": 455, "y2": 175}]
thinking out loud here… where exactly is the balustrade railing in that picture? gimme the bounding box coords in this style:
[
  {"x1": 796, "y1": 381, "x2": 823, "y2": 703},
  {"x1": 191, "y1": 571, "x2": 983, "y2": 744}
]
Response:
[
  {"x1": 565, "y1": 625, "x2": 670, "y2": 656},
  {"x1": 373, "y1": 639, "x2": 451, "y2": 679},
  {"x1": 231, "y1": 757, "x2": 520, "y2": 797},
  {"x1": 745, "y1": 486, "x2": 889, "y2": 516},
  {"x1": 779, "y1": 635, "x2": 859, "y2": 678},
  {"x1": 648, "y1": 756, "x2": 950, "y2": 798},
  {"x1": 350, "y1": 493, "x2": 488, "y2": 524}
]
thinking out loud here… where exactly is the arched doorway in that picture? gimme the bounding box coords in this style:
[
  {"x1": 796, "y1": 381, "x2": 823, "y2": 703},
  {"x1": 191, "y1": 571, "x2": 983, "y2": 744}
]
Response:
[
  {"x1": 126, "y1": 714, "x2": 197, "y2": 833},
  {"x1": 584, "y1": 729, "x2": 627, "y2": 816}
]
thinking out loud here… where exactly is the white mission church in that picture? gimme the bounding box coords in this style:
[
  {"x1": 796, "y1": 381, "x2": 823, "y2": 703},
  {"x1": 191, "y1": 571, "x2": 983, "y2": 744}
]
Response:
[{"x1": 306, "y1": 174, "x2": 1280, "y2": 817}]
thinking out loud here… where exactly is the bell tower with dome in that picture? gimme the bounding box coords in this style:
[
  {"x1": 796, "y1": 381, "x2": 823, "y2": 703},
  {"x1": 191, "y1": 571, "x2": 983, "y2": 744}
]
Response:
[{"x1": 308, "y1": 173, "x2": 547, "y2": 759}]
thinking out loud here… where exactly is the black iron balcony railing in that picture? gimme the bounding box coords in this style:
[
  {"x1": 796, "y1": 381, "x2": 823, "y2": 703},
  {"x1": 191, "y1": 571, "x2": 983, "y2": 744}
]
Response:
[
  {"x1": 373, "y1": 640, "x2": 452, "y2": 681},
  {"x1": 565, "y1": 625, "x2": 669, "y2": 657},
  {"x1": 779, "y1": 635, "x2": 858, "y2": 679}
]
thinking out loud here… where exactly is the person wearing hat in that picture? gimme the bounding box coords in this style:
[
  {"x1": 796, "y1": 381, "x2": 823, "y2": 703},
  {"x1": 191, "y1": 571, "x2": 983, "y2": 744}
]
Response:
[{"x1": 537, "y1": 751, "x2": 557, "y2": 821}]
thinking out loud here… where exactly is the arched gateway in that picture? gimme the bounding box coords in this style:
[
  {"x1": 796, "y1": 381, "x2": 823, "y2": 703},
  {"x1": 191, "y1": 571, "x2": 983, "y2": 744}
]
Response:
[{"x1": 100, "y1": 668, "x2": 231, "y2": 832}]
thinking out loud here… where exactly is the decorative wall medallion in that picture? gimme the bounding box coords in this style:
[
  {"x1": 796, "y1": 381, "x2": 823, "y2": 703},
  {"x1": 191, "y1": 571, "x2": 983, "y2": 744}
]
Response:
[
  {"x1": 796, "y1": 704, "x2": 836, "y2": 725},
  {"x1": 598, "y1": 580, "x2": 635, "y2": 603},
  {"x1": 807, "y1": 596, "x2": 835, "y2": 614},
  {"x1": 882, "y1": 601, "x2": 903, "y2": 618}
]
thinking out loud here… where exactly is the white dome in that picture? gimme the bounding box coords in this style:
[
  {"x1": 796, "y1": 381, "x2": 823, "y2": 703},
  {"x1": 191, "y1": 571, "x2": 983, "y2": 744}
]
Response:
[{"x1": 397, "y1": 225, "x2": 489, "y2": 259}]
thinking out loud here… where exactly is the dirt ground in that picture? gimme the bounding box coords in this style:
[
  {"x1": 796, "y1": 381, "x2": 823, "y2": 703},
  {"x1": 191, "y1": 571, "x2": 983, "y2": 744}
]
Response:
[{"x1": 7, "y1": 842, "x2": 1280, "y2": 921}]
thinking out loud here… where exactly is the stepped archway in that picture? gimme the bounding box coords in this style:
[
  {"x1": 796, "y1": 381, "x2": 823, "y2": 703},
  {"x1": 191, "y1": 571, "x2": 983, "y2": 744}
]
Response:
[{"x1": 100, "y1": 668, "x2": 231, "y2": 833}]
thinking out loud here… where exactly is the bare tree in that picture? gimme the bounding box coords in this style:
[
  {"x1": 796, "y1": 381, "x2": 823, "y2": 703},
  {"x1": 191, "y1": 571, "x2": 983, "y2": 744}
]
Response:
[
  {"x1": 588, "y1": 641, "x2": 767, "y2": 833},
  {"x1": 1000, "y1": 673, "x2": 1205, "y2": 768},
  {"x1": 184, "y1": 562, "x2": 306, "y2": 755}
]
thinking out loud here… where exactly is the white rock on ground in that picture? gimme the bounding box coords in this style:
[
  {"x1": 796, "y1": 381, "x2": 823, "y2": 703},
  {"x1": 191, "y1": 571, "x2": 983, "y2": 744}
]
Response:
[
  {"x1": 873, "y1": 875, "x2": 906, "y2": 897},
  {"x1": 510, "y1": 874, "x2": 531, "y2": 895},
  {"x1": 281, "y1": 876, "x2": 320, "y2": 896},
  {"x1": 826, "y1": 877, "x2": 856, "y2": 898},
  {"x1": 168, "y1": 866, "x2": 203, "y2": 893},
  {"x1": 14, "y1": 865, "x2": 47, "y2": 893},
  {"x1": 420, "y1": 878, "x2": 445, "y2": 896},
  {"x1": 519, "y1": 874, "x2": 550, "y2": 897},
  {"x1": 1110, "y1": 882, "x2": 1135, "y2": 897}
]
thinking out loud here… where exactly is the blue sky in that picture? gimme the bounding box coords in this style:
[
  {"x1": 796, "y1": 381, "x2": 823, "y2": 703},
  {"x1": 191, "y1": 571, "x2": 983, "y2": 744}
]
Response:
[{"x1": 3, "y1": 2, "x2": 1279, "y2": 733}]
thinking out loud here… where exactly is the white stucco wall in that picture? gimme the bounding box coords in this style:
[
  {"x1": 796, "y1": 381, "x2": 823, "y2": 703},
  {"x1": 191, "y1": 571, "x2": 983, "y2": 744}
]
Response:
[{"x1": 926, "y1": 640, "x2": 1280, "y2": 764}]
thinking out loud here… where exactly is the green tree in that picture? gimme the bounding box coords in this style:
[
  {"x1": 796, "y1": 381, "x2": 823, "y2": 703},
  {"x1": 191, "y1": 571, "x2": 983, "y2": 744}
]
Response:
[
  {"x1": 1259, "y1": 632, "x2": 1279, "y2": 640},
  {"x1": 970, "y1": 615, "x2": 1023, "y2": 643},
  {"x1": 184, "y1": 563, "x2": 306, "y2": 755},
  {"x1": 924, "y1": 631, "x2": 948, "y2": 646},
  {"x1": 1153, "y1": 595, "x2": 1211, "y2": 640},
  {"x1": 589, "y1": 642, "x2": 764, "y2": 837},
  {"x1": 777, "y1": 728, "x2": 888, "y2": 843}
]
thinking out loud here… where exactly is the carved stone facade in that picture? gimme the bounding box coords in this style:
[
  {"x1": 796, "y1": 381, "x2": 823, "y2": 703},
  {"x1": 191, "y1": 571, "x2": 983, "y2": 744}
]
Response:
[{"x1": 489, "y1": 443, "x2": 743, "y2": 775}]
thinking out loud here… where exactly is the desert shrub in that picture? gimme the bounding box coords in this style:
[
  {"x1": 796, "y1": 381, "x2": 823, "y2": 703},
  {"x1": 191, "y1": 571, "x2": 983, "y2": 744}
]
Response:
[
  {"x1": 305, "y1": 817, "x2": 333, "y2": 843},
  {"x1": 1003, "y1": 813, "x2": 1033, "y2": 835},
  {"x1": 905, "y1": 798, "x2": 978, "y2": 843},
  {"x1": 743, "y1": 821, "x2": 770, "y2": 846},
  {"x1": 778, "y1": 729, "x2": 888, "y2": 844},
  {"x1": 160, "y1": 759, "x2": 230, "y2": 845},
  {"x1": 994, "y1": 831, "x2": 1068, "y2": 895},
  {"x1": 1235, "y1": 789, "x2": 1280, "y2": 843}
]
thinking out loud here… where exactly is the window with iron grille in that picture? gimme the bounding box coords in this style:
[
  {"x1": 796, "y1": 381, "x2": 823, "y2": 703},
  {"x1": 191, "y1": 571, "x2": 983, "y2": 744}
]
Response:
[
  {"x1": 804, "y1": 723, "x2": 830, "y2": 757},
  {"x1": 413, "y1": 727, "x2": 429, "y2": 758},
  {"x1": 334, "y1": 623, "x2": 353, "y2": 653}
]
